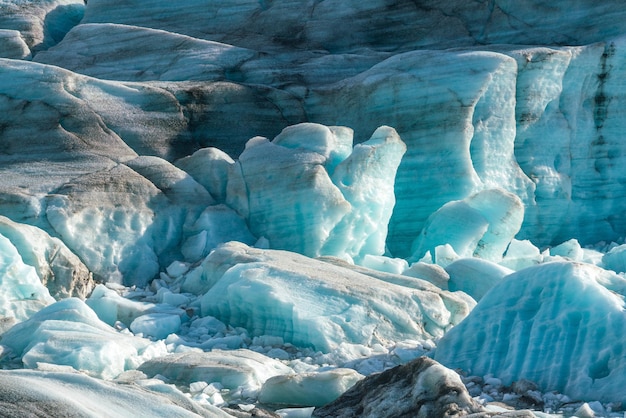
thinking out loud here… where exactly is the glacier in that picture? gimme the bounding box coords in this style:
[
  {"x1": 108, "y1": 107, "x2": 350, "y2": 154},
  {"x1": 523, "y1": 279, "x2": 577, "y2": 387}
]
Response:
[{"x1": 3, "y1": 0, "x2": 626, "y2": 417}]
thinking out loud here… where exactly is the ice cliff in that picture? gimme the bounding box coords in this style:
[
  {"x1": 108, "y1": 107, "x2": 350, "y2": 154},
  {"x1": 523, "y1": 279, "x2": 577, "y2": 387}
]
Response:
[{"x1": 3, "y1": 0, "x2": 626, "y2": 416}]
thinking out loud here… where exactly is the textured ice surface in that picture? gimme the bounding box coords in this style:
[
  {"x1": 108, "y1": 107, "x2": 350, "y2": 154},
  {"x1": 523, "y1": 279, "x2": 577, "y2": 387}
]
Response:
[
  {"x1": 196, "y1": 242, "x2": 472, "y2": 352},
  {"x1": 6, "y1": 0, "x2": 626, "y2": 415},
  {"x1": 35, "y1": 23, "x2": 257, "y2": 81},
  {"x1": 435, "y1": 261, "x2": 626, "y2": 404}
]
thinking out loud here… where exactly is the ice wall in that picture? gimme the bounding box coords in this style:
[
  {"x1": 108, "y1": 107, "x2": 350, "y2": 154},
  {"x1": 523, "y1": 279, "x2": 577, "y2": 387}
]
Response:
[{"x1": 5, "y1": 2, "x2": 626, "y2": 262}]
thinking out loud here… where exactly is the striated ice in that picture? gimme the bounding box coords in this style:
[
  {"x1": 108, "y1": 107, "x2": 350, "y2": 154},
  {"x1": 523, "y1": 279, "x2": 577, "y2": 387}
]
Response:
[
  {"x1": 35, "y1": 23, "x2": 257, "y2": 82},
  {"x1": 0, "y1": 369, "x2": 227, "y2": 417},
  {"x1": 0, "y1": 215, "x2": 93, "y2": 299},
  {"x1": 225, "y1": 124, "x2": 405, "y2": 261},
  {"x1": 0, "y1": 29, "x2": 31, "y2": 59},
  {"x1": 434, "y1": 261, "x2": 626, "y2": 404}
]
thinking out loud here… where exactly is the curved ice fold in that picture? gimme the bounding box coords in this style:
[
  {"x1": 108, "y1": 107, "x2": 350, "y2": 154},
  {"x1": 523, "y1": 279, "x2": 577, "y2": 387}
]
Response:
[
  {"x1": 196, "y1": 242, "x2": 473, "y2": 352},
  {"x1": 434, "y1": 261, "x2": 626, "y2": 404}
]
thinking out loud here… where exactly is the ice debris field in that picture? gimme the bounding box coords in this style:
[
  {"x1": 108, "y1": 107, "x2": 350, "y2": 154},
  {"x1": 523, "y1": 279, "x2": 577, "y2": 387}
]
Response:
[{"x1": 4, "y1": 0, "x2": 626, "y2": 417}]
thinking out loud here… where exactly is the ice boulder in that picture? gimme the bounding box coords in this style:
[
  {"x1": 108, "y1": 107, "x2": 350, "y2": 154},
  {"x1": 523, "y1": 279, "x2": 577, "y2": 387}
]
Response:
[
  {"x1": 602, "y1": 243, "x2": 626, "y2": 274},
  {"x1": 174, "y1": 147, "x2": 235, "y2": 203},
  {"x1": 311, "y1": 357, "x2": 486, "y2": 418},
  {"x1": 137, "y1": 349, "x2": 293, "y2": 395},
  {"x1": 197, "y1": 242, "x2": 473, "y2": 352},
  {"x1": 0, "y1": 298, "x2": 167, "y2": 380},
  {"x1": 130, "y1": 313, "x2": 182, "y2": 340},
  {"x1": 258, "y1": 368, "x2": 364, "y2": 407},
  {"x1": 0, "y1": 233, "x2": 54, "y2": 332},
  {"x1": 226, "y1": 123, "x2": 405, "y2": 262},
  {"x1": 410, "y1": 188, "x2": 524, "y2": 262},
  {"x1": 434, "y1": 261, "x2": 626, "y2": 404}
]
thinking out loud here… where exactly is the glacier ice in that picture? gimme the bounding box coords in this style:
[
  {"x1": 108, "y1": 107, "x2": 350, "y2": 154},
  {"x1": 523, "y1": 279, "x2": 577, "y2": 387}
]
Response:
[
  {"x1": 410, "y1": 188, "x2": 524, "y2": 262},
  {"x1": 0, "y1": 369, "x2": 228, "y2": 417},
  {"x1": 0, "y1": 215, "x2": 93, "y2": 299},
  {"x1": 226, "y1": 123, "x2": 405, "y2": 262},
  {"x1": 6, "y1": 0, "x2": 626, "y2": 415}
]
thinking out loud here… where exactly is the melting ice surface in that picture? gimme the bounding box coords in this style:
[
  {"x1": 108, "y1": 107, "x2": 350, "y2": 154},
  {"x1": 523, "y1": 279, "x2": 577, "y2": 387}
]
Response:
[{"x1": 5, "y1": 0, "x2": 626, "y2": 417}]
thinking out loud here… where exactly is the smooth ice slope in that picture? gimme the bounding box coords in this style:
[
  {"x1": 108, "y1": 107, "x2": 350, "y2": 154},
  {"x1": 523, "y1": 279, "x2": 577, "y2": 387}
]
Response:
[
  {"x1": 196, "y1": 242, "x2": 472, "y2": 352},
  {"x1": 35, "y1": 23, "x2": 257, "y2": 82},
  {"x1": 434, "y1": 261, "x2": 626, "y2": 403}
]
